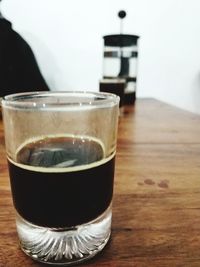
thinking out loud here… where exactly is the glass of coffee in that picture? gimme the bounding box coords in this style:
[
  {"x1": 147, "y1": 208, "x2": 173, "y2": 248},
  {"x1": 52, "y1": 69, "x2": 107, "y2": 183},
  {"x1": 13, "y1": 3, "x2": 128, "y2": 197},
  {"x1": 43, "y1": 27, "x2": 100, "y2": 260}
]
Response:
[{"x1": 2, "y1": 91, "x2": 119, "y2": 265}]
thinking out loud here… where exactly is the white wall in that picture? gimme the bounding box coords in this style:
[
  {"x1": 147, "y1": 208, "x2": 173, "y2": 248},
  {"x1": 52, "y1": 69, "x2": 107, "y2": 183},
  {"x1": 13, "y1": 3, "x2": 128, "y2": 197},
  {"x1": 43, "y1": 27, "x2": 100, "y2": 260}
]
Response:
[{"x1": 2, "y1": 0, "x2": 200, "y2": 114}]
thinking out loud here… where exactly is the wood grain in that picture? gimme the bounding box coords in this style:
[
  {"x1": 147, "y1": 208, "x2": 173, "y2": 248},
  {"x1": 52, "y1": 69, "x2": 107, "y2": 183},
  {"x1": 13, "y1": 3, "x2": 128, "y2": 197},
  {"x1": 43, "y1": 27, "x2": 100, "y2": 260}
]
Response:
[{"x1": 1, "y1": 98, "x2": 200, "y2": 267}]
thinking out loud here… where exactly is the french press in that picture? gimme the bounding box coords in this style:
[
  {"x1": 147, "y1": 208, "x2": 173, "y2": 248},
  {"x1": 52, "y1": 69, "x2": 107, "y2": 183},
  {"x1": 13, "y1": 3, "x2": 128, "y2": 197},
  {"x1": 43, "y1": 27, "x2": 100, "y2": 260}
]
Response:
[{"x1": 102, "y1": 11, "x2": 139, "y2": 105}]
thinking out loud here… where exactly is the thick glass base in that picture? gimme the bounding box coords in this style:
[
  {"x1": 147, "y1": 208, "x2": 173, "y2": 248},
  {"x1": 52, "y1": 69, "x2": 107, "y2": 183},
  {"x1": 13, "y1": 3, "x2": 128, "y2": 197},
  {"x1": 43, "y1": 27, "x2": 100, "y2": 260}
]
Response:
[{"x1": 16, "y1": 205, "x2": 112, "y2": 265}]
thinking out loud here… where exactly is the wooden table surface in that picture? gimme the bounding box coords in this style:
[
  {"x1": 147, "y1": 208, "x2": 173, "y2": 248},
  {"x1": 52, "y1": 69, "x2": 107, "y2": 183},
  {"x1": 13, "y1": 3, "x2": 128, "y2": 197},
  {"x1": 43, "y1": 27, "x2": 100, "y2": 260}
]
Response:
[{"x1": 1, "y1": 98, "x2": 200, "y2": 267}]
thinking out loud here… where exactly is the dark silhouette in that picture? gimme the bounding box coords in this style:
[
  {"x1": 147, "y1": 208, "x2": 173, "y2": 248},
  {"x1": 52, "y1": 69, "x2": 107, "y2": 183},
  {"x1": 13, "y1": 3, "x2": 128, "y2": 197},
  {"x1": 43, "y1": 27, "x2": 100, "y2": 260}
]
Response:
[{"x1": 0, "y1": 13, "x2": 49, "y2": 97}]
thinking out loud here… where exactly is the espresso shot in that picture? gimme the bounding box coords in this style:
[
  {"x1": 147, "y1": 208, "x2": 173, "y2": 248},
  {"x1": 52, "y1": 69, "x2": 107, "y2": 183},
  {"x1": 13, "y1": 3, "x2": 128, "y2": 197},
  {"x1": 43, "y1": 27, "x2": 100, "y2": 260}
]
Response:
[
  {"x1": 8, "y1": 135, "x2": 115, "y2": 228},
  {"x1": 2, "y1": 91, "x2": 119, "y2": 265}
]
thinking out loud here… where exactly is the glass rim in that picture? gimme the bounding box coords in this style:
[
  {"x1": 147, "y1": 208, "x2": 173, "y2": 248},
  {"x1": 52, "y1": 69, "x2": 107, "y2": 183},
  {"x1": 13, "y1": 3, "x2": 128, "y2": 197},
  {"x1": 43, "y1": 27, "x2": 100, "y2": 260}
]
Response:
[{"x1": 1, "y1": 91, "x2": 120, "y2": 110}]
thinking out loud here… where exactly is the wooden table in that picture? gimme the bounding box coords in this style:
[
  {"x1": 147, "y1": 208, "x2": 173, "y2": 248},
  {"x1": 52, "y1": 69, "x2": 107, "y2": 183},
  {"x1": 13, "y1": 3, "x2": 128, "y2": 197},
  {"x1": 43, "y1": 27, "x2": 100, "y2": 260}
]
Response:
[{"x1": 1, "y1": 98, "x2": 200, "y2": 267}]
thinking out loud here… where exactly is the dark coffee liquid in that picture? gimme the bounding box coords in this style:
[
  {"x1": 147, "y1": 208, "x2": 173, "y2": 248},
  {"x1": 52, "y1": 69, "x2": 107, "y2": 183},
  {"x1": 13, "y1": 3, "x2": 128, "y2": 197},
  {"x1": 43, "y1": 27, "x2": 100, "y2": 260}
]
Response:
[
  {"x1": 8, "y1": 135, "x2": 115, "y2": 228},
  {"x1": 100, "y1": 81, "x2": 125, "y2": 107}
]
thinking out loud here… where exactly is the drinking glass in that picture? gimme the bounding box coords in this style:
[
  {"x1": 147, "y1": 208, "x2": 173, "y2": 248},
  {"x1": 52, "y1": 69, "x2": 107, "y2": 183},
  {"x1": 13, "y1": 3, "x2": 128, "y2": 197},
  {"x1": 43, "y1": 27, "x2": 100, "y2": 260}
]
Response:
[{"x1": 2, "y1": 91, "x2": 119, "y2": 265}]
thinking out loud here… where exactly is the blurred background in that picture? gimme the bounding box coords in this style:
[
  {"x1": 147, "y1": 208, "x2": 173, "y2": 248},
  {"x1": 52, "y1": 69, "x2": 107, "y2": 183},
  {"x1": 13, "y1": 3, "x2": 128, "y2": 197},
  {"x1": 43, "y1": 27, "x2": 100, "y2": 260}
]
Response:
[{"x1": 2, "y1": 0, "x2": 200, "y2": 114}]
